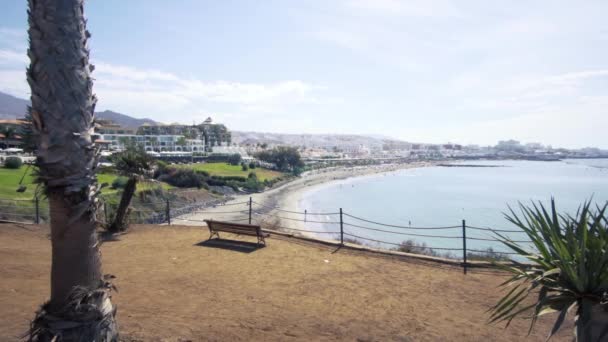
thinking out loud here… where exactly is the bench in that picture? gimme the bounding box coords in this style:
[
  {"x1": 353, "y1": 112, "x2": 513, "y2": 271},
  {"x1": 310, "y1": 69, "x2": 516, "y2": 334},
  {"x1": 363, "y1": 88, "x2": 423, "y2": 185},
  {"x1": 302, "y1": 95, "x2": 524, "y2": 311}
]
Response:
[{"x1": 204, "y1": 219, "x2": 269, "y2": 246}]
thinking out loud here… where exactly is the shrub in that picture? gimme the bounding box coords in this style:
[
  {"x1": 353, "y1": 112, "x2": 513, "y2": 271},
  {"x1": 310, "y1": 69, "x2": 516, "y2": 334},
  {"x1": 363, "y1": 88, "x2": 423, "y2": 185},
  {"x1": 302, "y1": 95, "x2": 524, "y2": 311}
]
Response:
[
  {"x1": 195, "y1": 169, "x2": 210, "y2": 177},
  {"x1": 211, "y1": 175, "x2": 247, "y2": 182},
  {"x1": 111, "y1": 176, "x2": 129, "y2": 189},
  {"x1": 466, "y1": 247, "x2": 508, "y2": 261},
  {"x1": 394, "y1": 239, "x2": 442, "y2": 257},
  {"x1": 158, "y1": 169, "x2": 205, "y2": 188},
  {"x1": 241, "y1": 163, "x2": 248, "y2": 171},
  {"x1": 242, "y1": 178, "x2": 263, "y2": 192},
  {"x1": 248, "y1": 172, "x2": 257, "y2": 180},
  {"x1": 249, "y1": 162, "x2": 256, "y2": 169},
  {"x1": 4, "y1": 156, "x2": 22, "y2": 169}
]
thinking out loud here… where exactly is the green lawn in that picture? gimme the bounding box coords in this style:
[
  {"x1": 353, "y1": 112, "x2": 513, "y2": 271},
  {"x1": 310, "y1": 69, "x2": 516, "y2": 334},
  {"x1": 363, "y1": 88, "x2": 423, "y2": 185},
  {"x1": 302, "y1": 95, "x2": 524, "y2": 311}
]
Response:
[
  {"x1": 0, "y1": 166, "x2": 38, "y2": 200},
  {"x1": 178, "y1": 162, "x2": 284, "y2": 181},
  {"x1": 0, "y1": 166, "x2": 172, "y2": 200}
]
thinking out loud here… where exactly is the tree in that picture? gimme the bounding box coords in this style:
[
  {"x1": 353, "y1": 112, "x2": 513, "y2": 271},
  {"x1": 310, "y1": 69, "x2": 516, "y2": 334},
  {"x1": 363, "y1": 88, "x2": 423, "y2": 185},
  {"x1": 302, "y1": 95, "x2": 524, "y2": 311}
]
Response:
[
  {"x1": 26, "y1": 0, "x2": 118, "y2": 340},
  {"x1": 176, "y1": 136, "x2": 187, "y2": 150},
  {"x1": 255, "y1": 146, "x2": 304, "y2": 173},
  {"x1": 228, "y1": 153, "x2": 242, "y2": 166},
  {"x1": 489, "y1": 199, "x2": 608, "y2": 341},
  {"x1": 108, "y1": 143, "x2": 154, "y2": 233},
  {"x1": 19, "y1": 106, "x2": 37, "y2": 152},
  {"x1": 148, "y1": 136, "x2": 159, "y2": 152}
]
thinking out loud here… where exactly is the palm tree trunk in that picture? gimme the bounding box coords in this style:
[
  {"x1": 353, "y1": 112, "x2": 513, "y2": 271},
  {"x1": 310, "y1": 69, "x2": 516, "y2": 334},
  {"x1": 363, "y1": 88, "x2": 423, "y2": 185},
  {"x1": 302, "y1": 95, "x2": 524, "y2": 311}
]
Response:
[
  {"x1": 27, "y1": 0, "x2": 118, "y2": 340},
  {"x1": 110, "y1": 177, "x2": 137, "y2": 232}
]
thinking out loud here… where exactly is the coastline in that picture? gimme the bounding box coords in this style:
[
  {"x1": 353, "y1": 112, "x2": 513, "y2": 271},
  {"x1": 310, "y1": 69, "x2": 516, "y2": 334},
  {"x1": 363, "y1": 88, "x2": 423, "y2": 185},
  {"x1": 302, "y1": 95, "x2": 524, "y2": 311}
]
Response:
[{"x1": 173, "y1": 161, "x2": 439, "y2": 235}]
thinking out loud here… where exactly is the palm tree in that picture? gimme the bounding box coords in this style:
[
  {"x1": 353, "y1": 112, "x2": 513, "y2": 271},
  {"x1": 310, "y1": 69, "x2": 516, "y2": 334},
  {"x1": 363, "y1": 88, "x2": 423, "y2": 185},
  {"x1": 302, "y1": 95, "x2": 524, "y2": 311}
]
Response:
[
  {"x1": 489, "y1": 199, "x2": 608, "y2": 341},
  {"x1": 176, "y1": 136, "x2": 187, "y2": 151},
  {"x1": 26, "y1": 0, "x2": 118, "y2": 340},
  {"x1": 108, "y1": 144, "x2": 154, "y2": 233}
]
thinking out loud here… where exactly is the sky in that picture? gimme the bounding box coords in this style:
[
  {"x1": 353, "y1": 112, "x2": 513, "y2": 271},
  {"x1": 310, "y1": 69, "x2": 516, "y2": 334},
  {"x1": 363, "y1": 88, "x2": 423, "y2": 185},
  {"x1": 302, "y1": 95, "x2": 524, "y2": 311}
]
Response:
[{"x1": 1, "y1": 0, "x2": 607, "y2": 148}]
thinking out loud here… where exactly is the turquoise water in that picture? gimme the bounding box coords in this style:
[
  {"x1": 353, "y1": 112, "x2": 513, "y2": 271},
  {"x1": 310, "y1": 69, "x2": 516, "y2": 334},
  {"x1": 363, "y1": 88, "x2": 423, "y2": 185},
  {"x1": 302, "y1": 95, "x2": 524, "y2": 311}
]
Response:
[{"x1": 298, "y1": 159, "x2": 608, "y2": 256}]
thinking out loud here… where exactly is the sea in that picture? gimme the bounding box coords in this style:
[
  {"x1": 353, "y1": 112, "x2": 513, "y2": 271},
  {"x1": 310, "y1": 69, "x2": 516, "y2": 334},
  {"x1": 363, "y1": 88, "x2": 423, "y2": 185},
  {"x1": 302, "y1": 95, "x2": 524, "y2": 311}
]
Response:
[{"x1": 297, "y1": 159, "x2": 608, "y2": 256}]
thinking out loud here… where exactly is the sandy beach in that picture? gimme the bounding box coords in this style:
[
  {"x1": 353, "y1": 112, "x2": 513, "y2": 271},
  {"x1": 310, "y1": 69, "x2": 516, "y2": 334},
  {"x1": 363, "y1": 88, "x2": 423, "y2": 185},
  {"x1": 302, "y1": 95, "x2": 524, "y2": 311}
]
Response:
[{"x1": 173, "y1": 161, "x2": 438, "y2": 235}]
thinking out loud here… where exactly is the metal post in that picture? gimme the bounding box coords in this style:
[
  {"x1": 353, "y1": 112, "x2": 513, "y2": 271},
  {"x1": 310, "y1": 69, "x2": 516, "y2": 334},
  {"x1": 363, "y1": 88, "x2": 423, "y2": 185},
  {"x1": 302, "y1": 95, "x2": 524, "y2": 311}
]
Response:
[
  {"x1": 34, "y1": 196, "x2": 39, "y2": 224},
  {"x1": 339, "y1": 208, "x2": 344, "y2": 246},
  {"x1": 103, "y1": 201, "x2": 108, "y2": 224},
  {"x1": 248, "y1": 197, "x2": 253, "y2": 224},
  {"x1": 166, "y1": 199, "x2": 171, "y2": 225},
  {"x1": 304, "y1": 209, "x2": 307, "y2": 223},
  {"x1": 462, "y1": 219, "x2": 467, "y2": 275}
]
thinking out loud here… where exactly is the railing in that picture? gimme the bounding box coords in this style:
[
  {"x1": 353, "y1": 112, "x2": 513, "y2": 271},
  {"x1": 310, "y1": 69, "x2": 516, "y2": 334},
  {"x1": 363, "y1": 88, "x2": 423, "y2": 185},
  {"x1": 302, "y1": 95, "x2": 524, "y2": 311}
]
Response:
[
  {"x1": 241, "y1": 200, "x2": 531, "y2": 274},
  {"x1": 0, "y1": 195, "x2": 532, "y2": 274}
]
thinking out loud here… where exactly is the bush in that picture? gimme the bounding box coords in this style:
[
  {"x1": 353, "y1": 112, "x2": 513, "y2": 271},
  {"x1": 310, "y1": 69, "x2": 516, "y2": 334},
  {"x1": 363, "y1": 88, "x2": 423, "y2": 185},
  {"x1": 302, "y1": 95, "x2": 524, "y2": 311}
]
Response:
[
  {"x1": 158, "y1": 169, "x2": 206, "y2": 188},
  {"x1": 211, "y1": 175, "x2": 247, "y2": 182},
  {"x1": 248, "y1": 172, "x2": 257, "y2": 180},
  {"x1": 242, "y1": 178, "x2": 264, "y2": 192},
  {"x1": 4, "y1": 156, "x2": 22, "y2": 169},
  {"x1": 249, "y1": 162, "x2": 256, "y2": 169},
  {"x1": 111, "y1": 176, "x2": 129, "y2": 189},
  {"x1": 241, "y1": 163, "x2": 248, "y2": 171},
  {"x1": 195, "y1": 170, "x2": 210, "y2": 177}
]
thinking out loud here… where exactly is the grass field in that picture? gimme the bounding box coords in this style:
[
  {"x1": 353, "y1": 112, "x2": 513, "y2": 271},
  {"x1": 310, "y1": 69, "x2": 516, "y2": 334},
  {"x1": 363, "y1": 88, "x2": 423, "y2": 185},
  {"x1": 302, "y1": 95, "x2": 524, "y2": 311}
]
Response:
[
  {"x1": 0, "y1": 166, "x2": 172, "y2": 200},
  {"x1": 179, "y1": 162, "x2": 284, "y2": 181}
]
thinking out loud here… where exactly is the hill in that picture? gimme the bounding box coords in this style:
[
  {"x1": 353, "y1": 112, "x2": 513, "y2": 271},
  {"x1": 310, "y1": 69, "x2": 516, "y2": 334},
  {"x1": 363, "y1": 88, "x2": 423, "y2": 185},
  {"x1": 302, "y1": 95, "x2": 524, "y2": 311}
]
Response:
[
  {"x1": 0, "y1": 92, "x2": 29, "y2": 119},
  {"x1": 0, "y1": 91, "x2": 157, "y2": 128},
  {"x1": 94, "y1": 110, "x2": 157, "y2": 128}
]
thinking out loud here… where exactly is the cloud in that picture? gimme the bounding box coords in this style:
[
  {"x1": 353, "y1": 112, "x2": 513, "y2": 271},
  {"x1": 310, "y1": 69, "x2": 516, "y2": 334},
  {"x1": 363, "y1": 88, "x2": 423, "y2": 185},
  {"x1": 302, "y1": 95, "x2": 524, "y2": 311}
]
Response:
[
  {"x1": 88, "y1": 61, "x2": 326, "y2": 122},
  {"x1": 0, "y1": 49, "x2": 28, "y2": 65}
]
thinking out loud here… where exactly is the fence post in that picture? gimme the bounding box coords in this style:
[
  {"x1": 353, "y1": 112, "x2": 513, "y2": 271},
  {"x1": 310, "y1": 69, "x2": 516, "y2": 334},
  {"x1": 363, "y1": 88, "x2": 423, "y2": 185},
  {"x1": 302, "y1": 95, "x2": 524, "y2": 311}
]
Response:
[
  {"x1": 166, "y1": 199, "x2": 171, "y2": 225},
  {"x1": 247, "y1": 197, "x2": 253, "y2": 224},
  {"x1": 34, "y1": 196, "x2": 39, "y2": 224},
  {"x1": 103, "y1": 201, "x2": 108, "y2": 225},
  {"x1": 462, "y1": 219, "x2": 467, "y2": 275},
  {"x1": 339, "y1": 208, "x2": 344, "y2": 246},
  {"x1": 304, "y1": 209, "x2": 307, "y2": 223}
]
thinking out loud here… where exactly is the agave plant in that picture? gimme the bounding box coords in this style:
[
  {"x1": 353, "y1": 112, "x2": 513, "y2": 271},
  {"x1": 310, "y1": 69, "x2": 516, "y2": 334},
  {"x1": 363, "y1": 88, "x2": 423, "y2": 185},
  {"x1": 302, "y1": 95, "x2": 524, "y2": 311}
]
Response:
[{"x1": 489, "y1": 199, "x2": 608, "y2": 341}]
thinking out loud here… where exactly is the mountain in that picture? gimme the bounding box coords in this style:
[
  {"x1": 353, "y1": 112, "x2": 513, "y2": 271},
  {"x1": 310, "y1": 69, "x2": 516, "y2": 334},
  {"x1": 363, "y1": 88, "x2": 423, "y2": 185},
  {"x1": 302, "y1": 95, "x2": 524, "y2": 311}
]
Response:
[
  {"x1": 0, "y1": 92, "x2": 29, "y2": 119},
  {"x1": 94, "y1": 110, "x2": 157, "y2": 128},
  {"x1": 0, "y1": 91, "x2": 158, "y2": 128}
]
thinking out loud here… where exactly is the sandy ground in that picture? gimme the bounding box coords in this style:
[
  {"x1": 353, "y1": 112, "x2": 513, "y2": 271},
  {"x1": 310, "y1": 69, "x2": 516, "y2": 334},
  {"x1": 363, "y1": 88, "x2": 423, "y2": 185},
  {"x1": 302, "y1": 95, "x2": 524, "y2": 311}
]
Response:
[
  {"x1": 173, "y1": 162, "x2": 437, "y2": 229},
  {"x1": 0, "y1": 223, "x2": 572, "y2": 341}
]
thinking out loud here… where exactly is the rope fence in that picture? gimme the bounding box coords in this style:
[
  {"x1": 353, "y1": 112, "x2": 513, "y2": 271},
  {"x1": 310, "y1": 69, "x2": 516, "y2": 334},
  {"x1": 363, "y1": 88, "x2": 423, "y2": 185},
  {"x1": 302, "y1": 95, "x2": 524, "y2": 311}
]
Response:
[{"x1": 0, "y1": 195, "x2": 535, "y2": 274}]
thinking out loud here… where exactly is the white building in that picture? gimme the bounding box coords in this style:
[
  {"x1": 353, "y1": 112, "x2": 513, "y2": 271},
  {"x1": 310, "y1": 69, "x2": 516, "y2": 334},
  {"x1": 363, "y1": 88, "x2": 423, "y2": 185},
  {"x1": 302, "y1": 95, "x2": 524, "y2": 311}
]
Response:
[{"x1": 95, "y1": 133, "x2": 206, "y2": 153}]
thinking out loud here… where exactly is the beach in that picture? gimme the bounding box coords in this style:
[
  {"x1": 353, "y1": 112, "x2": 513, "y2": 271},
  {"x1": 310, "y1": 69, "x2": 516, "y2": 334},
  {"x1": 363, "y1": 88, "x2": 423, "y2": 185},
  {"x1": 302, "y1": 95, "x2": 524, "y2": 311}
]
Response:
[{"x1": 173, "y1": 161, "x2": 437, "y2": 233}]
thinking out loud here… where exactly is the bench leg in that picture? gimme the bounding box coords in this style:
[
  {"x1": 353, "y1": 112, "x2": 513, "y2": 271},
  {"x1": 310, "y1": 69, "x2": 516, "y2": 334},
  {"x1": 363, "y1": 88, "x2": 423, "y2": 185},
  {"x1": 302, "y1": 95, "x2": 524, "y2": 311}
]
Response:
[
  {"x1": 257, "y1": 234, "x2": 266, "y2": 246},
  {"x1": 209, "y1": 230, "x2": 220, "y2": 240}
]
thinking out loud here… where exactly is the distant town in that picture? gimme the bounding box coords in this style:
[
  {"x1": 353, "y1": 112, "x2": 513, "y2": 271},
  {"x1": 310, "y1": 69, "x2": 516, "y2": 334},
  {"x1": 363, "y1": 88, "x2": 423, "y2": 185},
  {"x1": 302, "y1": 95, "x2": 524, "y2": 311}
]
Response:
[{"x1": 1, "y1": 115, "x2": 607, "y2": 166}]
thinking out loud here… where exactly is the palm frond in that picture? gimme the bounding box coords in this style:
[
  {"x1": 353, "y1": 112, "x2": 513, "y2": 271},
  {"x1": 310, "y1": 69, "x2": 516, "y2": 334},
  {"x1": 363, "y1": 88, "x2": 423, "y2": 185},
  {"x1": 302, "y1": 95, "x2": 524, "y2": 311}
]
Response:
[{"x1": 490, "y1": 199, "x2": 608, "y2": 339}]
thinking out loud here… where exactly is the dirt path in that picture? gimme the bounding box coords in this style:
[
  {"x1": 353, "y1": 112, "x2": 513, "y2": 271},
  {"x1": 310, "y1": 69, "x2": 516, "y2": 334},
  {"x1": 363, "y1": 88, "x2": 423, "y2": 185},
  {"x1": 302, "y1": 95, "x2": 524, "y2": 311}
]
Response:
[{"x1": 0, "y1": 223, "x2": 571, "y2": 341}]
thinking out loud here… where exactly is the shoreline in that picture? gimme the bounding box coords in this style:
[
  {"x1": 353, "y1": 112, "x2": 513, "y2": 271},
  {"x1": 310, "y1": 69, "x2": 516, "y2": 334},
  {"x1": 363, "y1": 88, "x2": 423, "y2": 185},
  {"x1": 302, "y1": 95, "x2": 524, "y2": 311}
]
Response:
[{"x1": 174, "y1": 161, "x2": 439, "y2": 235}]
